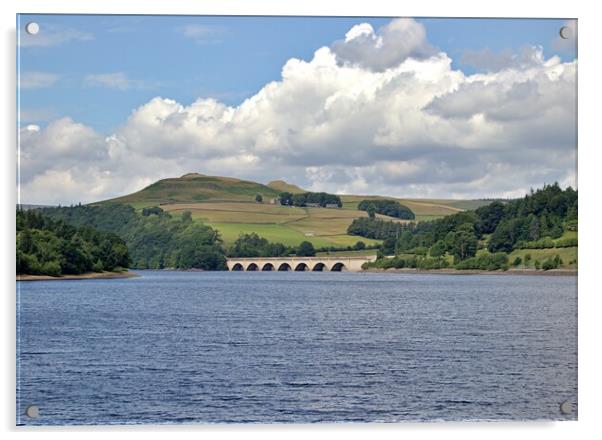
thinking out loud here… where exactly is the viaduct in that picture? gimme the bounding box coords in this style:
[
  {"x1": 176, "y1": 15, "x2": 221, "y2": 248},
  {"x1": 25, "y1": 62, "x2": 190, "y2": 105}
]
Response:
[{"x1": 226, "y1": 255, "x2": 377, "y2": 272}]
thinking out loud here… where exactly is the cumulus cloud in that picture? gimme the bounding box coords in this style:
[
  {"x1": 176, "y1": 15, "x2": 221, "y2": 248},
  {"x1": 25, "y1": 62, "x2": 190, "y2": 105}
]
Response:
[
  {"x1": 19, "y1": 118, "x2": 108, "y2": 185},
  {"x1": 20, "y1": 71, "x2": 60, "y2": 89},
  {"x1": 331, "y1": 18, "x2": 437, "y2": 71},
  {"x1": 427, "y1": 54, "x2": 576, "y2": 124},
  {"x1": 460, "y1": 45, "x2": 551, "y2": 72},
  {"x1": 18, "y1": 18, "x2": 577, "y2": 205}
]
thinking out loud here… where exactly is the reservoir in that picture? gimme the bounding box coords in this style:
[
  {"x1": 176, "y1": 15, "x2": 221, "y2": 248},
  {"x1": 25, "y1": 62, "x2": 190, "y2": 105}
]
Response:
[{"x1": 16, "y1": 271, "x2": 577, "y2": 424}]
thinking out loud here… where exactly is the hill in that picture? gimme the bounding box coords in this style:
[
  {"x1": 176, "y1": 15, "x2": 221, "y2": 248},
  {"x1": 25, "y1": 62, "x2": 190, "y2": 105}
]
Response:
[
  {"x1": 96, "y1": 173, "x2": 491, "y2": 248},
  {"x1": 267, "y1": 180, "x2": 305, "y2": 194},
  {"x1": 103, "y1": 174, "x2": 281, "y2": 206}
]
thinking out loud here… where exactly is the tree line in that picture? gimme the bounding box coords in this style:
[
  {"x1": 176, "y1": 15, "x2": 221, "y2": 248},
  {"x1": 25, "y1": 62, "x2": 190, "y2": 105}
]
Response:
[
  {"x1": 17, "y1": 208, "x2": 130, "y2": 276},
  {"x1": 227, "y1": 233, "x2": 371, "y2": 258},
  {"x1": 350, "y1": 183, "x2": 577, "y2": 264},
  {"x1": 279, "y1": 191, "x2": 342, "y2": 207},
  {"x1": 357, "y1": 199, "x2": 415, "y2": 219},
  {"x1": 364, "y1": 250, "x2": 567, "y2": 272},
  {"x1": 38, "y1": 204, "x2": 227, "y2": 270}
]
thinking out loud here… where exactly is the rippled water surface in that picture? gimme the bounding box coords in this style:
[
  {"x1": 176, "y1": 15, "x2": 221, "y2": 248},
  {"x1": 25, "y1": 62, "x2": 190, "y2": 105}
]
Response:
[{"x1": 17, "y1": 271, "x2": 577, "y2": 424}]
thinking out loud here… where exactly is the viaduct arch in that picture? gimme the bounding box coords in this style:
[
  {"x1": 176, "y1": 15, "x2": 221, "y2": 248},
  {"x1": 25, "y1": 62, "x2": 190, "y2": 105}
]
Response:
[{"x1": 226, "y1": 256, "x2": 376, "y2": 272}]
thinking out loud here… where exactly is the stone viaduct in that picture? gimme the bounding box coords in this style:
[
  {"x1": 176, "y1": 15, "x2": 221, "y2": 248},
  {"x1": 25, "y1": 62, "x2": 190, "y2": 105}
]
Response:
[{"x1": 226, "y1": 255, "x2": 377, "y2": 272}]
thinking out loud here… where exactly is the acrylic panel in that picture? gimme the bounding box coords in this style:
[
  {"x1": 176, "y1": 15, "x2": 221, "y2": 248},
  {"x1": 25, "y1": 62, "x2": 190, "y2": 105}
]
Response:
[{"x1": 16, "y1": 14, "x2": 578, "y2": 425}]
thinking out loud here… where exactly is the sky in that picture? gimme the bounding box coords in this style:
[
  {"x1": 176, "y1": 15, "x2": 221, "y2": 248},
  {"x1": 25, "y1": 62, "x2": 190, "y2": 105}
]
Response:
[{"x1": 17, "y1": 15, "x2": 577, "y2": 204}]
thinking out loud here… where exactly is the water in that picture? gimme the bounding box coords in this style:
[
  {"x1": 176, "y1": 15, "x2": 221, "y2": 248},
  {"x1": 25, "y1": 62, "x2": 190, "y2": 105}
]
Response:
[{"x1": 16, "y1": 271, "x2": 577, "y2": 425}]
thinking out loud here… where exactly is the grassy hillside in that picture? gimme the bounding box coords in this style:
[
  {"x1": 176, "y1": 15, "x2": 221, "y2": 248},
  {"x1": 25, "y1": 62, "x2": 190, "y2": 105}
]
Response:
[
  {"x1": 96, "y1": 174, "x2": 489, "y2": 248},
  {"x1": 161, "y1": 202, "x2": 384, "y2": 247},
  {"x1": 103, "y1": 174, "x2": 281, "y2": 206},
  {"x1": 473, "y1": 230, "x2": 577, "y2": 269},
  {"x1": 267, "y1": 180, "x2": 305, "y2": 194}
]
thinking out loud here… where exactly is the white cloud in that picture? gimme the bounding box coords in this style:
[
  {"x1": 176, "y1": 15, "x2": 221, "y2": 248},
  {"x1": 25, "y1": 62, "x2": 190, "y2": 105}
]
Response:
[
  {"x1": 177, "y1": 24, "x2": 223, "y2": 44},
  {"x1": 19, "y1": 118, "x2": 108, "y2": 190},
  {"x1": 20, "y1": 71, "x2": 60, "y2": 89},
  {"x1": 19, "y1": 24, "x2": 93, "y2": 47},
  {"x1": 84, "y1": 72, "x2": 136, "y2": 91},
  {"x1": 18, "y1": 18, "x2": 577, "y2": 205},
  {"x1": 460, "y1": 45, "x2": 551, "y2": 72},
  {"x1": 331, "y1": 18, "x2": 437, "y2": 71}
]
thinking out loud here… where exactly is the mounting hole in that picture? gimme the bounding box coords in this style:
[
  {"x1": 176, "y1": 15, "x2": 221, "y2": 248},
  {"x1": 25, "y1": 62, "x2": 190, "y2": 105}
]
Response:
[
  {"x1": 560, "y1": 400, "x2": 573, "y2": 415},
  {"x1": 25, "y1": 405, "x2": 39, "y2": 418},
  {"x1": 25, "y1": 22, "x2": 39, "y2": 35},
  {"x1": 559, "y1": 26, "x2": 572, "y2": 40}
]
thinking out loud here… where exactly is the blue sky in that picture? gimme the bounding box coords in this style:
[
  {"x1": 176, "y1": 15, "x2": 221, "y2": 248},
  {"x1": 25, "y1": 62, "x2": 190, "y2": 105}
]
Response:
[
  {"x1": 18, "y1": 15, "x2": 575, "y2": 133},
  {"x1": 17, "y1": 15, "x2": 577, "y2": 204}
]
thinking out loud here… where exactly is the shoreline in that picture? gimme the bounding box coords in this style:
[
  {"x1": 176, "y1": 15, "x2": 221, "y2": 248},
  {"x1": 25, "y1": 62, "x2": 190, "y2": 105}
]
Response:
[
  {"x1": 17, "y1": 268, "x2": 577, "y2": 278},
  {"x1": 17, "y1": 271, "x2": 138, "y2": 282},
  {"x1": 363, "y1": 268, "x2": 577, "y2": 276},
  {"x1": 128, "y1": 268, "x2": 577, "y2": 276}
]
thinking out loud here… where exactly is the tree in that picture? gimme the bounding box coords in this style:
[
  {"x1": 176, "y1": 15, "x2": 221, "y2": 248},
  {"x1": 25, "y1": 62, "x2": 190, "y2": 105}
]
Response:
[
  {"x1": 279, "y1": 192, "x2": 293, "y2": 206},
  {"x1": 297, "y1": 241, "x2": 316, "y2": 257},
  {"x1": 181, "y1": 211, "x2": 193, "y2": 224},
  {"x1": 429, "y1": 240, "x2": 447, "y2": 257},
  {"x1": 255, "y1": 193, "x2": 263, "y2": 203},
  {"x1": 398, "y1": 230, "x2": 415, "y2": 251},
  {"x1": 286, "y1": 191, "x2": 342, "y2": 208},
  {"x1": 228, "y1": 233, "x2": 291, "y2": 257},
  {"x1": 142, "y1": 206, "x2": 164, "y2": 216},
  {"x1": 475, "y1": 201, "x2": 506, "y2": 234},
  {"x1": 367, "y1": 205, "x2": 376, "y2": 219},
  {"x1": 357, "y1": 199, "x2": 415, "y2": 219},
  {"x1": 452, "y1": 230, "x2": 478, "y2": 261},
  {"x1": 488, "y1": 219, "x2": 517, "y2": 253},
  {"x1": 230, "y1": 233, "x2": 268, "y2": 258},
  {"x1": 292, "y1": 193, "x2": 307, "y2": 207},
  {"x1": 381, "y1": 237, "x2": 397, "y2": 256},
  {"x1": 59, "y1": 235, "x2": 92, "y2": 274},
  {"x1": 527, "y1": 215, "x2": 540, "y2": 241},
  {"x1": 353, "y1": 241, "x2": 366, "y2": 250}
]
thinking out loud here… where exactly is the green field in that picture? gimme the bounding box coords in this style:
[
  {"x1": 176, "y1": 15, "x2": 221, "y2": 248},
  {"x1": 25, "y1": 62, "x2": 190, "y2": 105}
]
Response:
[
  {"x1": 157, "y1": 199, "x2": 390, "y2": 247},
  {"x1": 205, "y1": 221, "x2": 379, "y2": 248},
  {"x1": 475, "y1": 246, "x2": 577, "y2": 269},
  {"x1": 508, "y1": 247, "x2": 577, "y2": 268},
  {"x1": 316, "y1": 249, "x2": 378, "y2": 257},
  {"x1": 408, "y1": 198, "x2": 495, "y2": 211},
  {"x1": 163, "y1": 202, "x2": 308, "y2": 224}
]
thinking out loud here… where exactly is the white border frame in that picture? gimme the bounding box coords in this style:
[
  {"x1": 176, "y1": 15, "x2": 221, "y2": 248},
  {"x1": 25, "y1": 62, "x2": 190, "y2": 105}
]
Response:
[{"x1": 3, "y1": 1, "x2": 600, "y2": 438}]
